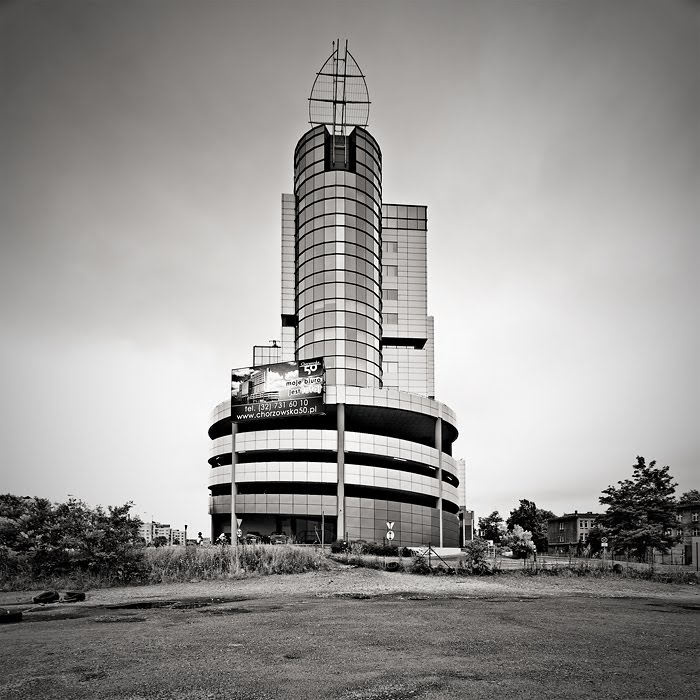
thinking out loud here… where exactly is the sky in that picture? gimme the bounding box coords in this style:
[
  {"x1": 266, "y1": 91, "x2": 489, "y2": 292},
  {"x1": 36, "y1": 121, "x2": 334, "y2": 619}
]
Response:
[{"x1": 1, "y1": 0, "x2": 698, "y2": 536}]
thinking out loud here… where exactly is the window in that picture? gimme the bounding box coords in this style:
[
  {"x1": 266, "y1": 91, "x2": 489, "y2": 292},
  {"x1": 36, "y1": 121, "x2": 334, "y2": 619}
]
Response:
[
  {"x1": 384, "y1": 313, "x2": 398, "y2": 325},
  {"x1": 559, "y1": 523, "x2": 564, "y2": 531},
  {"x1": 382, "y1": 265, "x2": 398, "y2": 277},
  {"x1": 382, "y1": 289, "x2": 398, "y2": 301},
  {"x1": 382, "y1": 241, "x2": 398, "y2": 253},
  {"x1": 692, "y1": 513, "x2": 699, "y2": 522},
  {"x1": 383, "y1": 361, "x2": 399, "y2": 374},
  {"x1": 693, "y1": 529, "x2": 700, "y2": 537},
  {"x1": 558, "y1": 535, "x2": 564, "y2": 542}
]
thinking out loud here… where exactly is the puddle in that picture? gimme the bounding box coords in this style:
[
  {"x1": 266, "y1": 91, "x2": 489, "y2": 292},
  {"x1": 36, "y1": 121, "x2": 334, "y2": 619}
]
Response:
[
  {"x1": 107, "y1": 600, "x2": 181, "y2": 610},
  {"x1": 199, "y1": 607, "x2": 254, "y2": 615}
]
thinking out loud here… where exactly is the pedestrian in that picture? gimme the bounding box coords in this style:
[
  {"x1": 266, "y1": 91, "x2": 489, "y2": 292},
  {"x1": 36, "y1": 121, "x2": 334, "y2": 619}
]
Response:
[{"x1": 197, "y1": 531, "x2": 203, "y2": 546}]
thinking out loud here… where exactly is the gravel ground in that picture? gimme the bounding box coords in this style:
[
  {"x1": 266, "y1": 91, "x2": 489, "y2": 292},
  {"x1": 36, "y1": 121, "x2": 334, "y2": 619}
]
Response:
[
  {"x1": 1, "y1": 567, "x2": 699, "y2": 700},
  {"x1": 1, "y1": 563, "x2": 697, "y2": 607}
]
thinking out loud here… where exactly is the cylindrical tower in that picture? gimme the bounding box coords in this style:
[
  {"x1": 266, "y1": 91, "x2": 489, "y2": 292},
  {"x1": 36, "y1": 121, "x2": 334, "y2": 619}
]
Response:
[
  {"x1": 207, "y1": 42, "x2": 462, "y2": 549},
  {"x1": 294, "y1": 125, "x2": 383, "y2": 387}
]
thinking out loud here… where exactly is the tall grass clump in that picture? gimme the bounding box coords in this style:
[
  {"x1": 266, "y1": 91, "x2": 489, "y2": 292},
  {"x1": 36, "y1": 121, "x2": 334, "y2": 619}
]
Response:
[
  {"x1": 511, "y1": 561, "x2": 700, "y2": 584},
  {"x1": 144, "y1": 544, "x2": 331, "y2": 583}
]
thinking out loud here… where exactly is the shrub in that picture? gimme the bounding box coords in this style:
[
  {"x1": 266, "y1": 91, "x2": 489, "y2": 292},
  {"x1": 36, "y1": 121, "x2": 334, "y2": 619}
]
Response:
[
  {"x1": 361, "y1": 542, "x2": 400, "y2": 556},
  {"x1": 409, "y1": 554, "x2": 432, "y2": 575},
  {"x1": 0, "y1": 495, "x2": 146, "y2": 590},
  {"x1": 459, "y1": 539, "x2": 492, "y2": 575}
]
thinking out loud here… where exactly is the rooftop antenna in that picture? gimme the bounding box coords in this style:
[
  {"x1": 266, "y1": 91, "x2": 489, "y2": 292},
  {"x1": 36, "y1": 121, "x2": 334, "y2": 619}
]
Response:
[{"x1": 309, "y1": 40, "x2": 370, "y2": 166}]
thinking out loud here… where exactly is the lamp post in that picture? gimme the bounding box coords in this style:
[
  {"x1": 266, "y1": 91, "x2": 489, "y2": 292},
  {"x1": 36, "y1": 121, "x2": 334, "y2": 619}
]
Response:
[{"x1": 184, "y1": 524, "x2": 188, "y2": 547}]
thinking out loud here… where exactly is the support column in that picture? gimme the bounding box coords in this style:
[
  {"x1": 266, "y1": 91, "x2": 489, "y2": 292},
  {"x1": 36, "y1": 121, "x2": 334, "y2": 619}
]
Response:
[
  {"x1": 337, "y1": 403, "x2": 345, "y2": 541},
  {"x1": 435, "y1": 416, "x2": 443, "y2": 548},
  {"x1": 231, "y1": 422, "x2": 238, "y2": 544}
]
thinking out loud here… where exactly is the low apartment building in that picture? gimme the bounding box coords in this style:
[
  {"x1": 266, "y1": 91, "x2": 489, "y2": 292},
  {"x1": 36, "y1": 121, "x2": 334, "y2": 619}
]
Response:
[{"x1": 547, "y1": 511, "x2": 600, "y2": 555}]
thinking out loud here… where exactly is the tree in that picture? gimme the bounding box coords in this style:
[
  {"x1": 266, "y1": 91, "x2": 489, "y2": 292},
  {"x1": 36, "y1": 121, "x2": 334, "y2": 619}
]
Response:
[
  {"x1": 501, "y1": 525, "x2": 536, "y2": 559},
  {"x1": 679, "y1": 489, "x2": 700, "y2": 504},
  {"x1": 598, "y1": 456, "x2": 679, "y2": 561},
  {"x1": 506, "y1": 499, "x2": 555, "y2": 552},
  {"x1": 0, "y1": 495, "x2": 54, "y2": 552},
  {"x1": 478, "y1": 511, "x2": 506, "y2": 544},
  {"x1": 586, "y1": 525, "x2": 606, "y2": 556},
  {"x1": 0, "y1": 494, "x2": 143, "y2": 578}
]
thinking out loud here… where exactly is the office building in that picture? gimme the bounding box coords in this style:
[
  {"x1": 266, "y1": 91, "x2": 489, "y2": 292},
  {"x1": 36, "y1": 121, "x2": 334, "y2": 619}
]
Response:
[{"x1": 208, "y1": 43, "x2": 461, "y2": 547}]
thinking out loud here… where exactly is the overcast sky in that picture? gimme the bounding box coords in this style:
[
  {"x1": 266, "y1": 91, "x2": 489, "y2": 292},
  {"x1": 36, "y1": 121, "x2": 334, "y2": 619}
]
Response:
[{"x1": 1, "y1": 0, "x2": 698, "y2": 536}]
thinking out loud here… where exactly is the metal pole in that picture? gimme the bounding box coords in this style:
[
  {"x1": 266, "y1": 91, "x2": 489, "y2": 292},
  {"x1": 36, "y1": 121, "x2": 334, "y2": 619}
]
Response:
[
  {"x1": 337, "y1": 404, "x2": 345, "y2": 542},
  {"x1": 434, "y1": 418, "x2": 443, "y2": 547},
  {"x1": 231, "y1": 421, "x2": 238, "y2": 545},
  {"x1": 321, "y1": 510, "x2": 325, "y2": 549}
]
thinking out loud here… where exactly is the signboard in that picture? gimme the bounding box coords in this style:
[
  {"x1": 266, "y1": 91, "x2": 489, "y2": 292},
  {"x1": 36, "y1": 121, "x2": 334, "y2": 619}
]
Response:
[
  {"x1": 231, "y1": 358, "x2": 325, "y2": 422},
  {"x1": 386, "y1": 531, "x2": 395, "y2": 541}
]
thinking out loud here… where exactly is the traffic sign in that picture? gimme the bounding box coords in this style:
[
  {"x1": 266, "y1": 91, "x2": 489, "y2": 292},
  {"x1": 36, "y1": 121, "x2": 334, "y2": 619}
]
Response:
[
  {"x1": 386, "y1": 531, "x2": 395, "y2": 540},
  {"x1": 386, "y1": 521, "x2": 394, "y2": 530},
  {"x1": 236, "y1": 528, "x2": 242, "y2": 538},
  {"x1": 601, "y1": 542, "x2": 608, "y2": 548},
  {"x1": 237, "y1": 518, "x2": 243, "y2": 527},
  {"x1": 601, "y1": 537, "x2": 608, "y2": 543}
]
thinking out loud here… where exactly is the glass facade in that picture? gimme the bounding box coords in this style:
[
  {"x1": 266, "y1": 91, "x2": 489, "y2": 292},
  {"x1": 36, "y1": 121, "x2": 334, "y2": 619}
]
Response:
[{"x1": 294, "y1": 125, "x2": 383, "y2": 388}]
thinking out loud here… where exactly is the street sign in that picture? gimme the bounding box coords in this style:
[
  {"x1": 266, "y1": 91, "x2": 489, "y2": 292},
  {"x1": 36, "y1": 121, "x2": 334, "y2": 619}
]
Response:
[
  {"x1": 236, "y1": 528, "x2": 242, "y2": 538},
  {"x1": 237, "y1": 519, "x2": 243, "y2": 527},
  {"x1": 601, "y1": 542, "x2": 608, "y2": 548},
  {"x1": 386, "y1": 531, "x2": 395, "y2": 541},
  {"x1": 601, "y1": 537, "x2": 608, "y2": 543},
  {"x1": 386, "y1": 521, "x2": 394, "y2": 530}
]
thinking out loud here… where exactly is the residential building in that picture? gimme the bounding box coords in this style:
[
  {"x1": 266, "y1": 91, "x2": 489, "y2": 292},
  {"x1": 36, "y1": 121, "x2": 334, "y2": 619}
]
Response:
[
  {"x1": 673, "y1": 499, "x2": 700, "y2": 564},
  {"x1": 138, "y1": 521, "x2": 186, "y2": 546},
  {"x1": 547, "y1": 511, "x2": 600, "y2": 555},
  {"x1": 207, "y1": 43, "x2": 461, "y2": 547}
]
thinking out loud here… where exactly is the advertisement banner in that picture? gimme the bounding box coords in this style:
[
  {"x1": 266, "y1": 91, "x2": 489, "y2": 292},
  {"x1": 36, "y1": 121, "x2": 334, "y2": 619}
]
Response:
[{"x1": 230, "y1": 358, "x2": 325, "y2": 422}]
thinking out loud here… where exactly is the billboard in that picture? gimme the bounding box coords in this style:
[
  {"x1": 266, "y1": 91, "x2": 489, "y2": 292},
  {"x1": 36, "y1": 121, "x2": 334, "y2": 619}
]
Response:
[{"x1": 230, "y1": 358, "x2": 325, "y2": 422}]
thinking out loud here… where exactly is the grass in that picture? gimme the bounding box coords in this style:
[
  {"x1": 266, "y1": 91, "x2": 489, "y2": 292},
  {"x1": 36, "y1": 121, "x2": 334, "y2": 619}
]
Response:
[
  {"x1": 0, "y1": 544, "x2": 332, "y2": 591},
  {"x1": 144, "y1": 544, "x2": 332, "y2": 583},
  {"x1": 2, "y1": 545, "x2": 697, "y2": 591}
]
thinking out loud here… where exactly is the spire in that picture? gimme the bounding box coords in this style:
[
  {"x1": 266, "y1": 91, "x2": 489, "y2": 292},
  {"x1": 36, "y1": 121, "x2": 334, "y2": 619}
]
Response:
[{"x1": 308, "y1": 40, "x2": 370, "y2": 138}]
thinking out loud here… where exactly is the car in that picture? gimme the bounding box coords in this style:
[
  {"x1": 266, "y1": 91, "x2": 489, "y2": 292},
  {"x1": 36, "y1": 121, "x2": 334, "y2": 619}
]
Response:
[
  {"x1": 269, "y1": 533, "x2": 290, "y2": 545},
  {"x1": 242, "y1": 533, "x2": 261, "y2": 545},
  {"x1": 499, "y1": 547, "x2": 513, "y2": 557}
]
